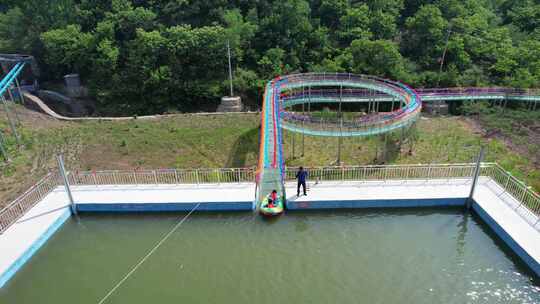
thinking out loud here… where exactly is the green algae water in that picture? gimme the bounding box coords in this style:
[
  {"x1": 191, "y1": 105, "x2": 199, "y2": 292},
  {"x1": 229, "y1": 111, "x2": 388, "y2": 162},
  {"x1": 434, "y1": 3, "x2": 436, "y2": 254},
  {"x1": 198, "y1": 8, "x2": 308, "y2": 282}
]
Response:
[{"x1": 1, "y1": 209, "x2": 539, "y2": 304}]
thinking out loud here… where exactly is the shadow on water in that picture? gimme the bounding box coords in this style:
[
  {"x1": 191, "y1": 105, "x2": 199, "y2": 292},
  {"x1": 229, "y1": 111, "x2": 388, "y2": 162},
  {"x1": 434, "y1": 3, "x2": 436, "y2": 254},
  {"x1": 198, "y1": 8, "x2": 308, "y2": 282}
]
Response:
[
  {"x1": 259, "y1": 214, "x2": 282, "y2": 225},
  {"x1": 456, "y1": 211, "x2": 469, "y2": 258},
  {"x1": 227, "y1": 126, "x2": 260, "y2": 167}
]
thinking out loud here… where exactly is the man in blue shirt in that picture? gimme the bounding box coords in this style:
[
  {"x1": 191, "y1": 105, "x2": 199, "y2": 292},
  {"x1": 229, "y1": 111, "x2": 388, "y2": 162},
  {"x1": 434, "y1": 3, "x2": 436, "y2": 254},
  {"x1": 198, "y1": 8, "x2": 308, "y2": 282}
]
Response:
[{"x1": 296, "y1": 166, "x2": 308, "y2": 196}]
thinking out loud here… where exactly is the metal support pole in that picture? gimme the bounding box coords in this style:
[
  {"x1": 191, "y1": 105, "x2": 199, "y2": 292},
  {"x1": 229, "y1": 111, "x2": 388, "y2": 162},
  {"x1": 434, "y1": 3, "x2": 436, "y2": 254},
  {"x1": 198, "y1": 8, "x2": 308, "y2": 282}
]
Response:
[
  {"x1": 15, "y1": 78, "x2": 24, "y2": 104},
  {"x1": 292, "y1": 130, "x2": 295, "y2": 159},
  {"x1": 6, "y1": 86, "x2": 15, "y2": 104},
  {"x1": 1, "y1": 95, "x2": 20, "y2": 144},
  {"x1": 6, "y1": 86, "x2": 20, "y2": 126},
  {"x1": 383, "y1": 133, "x2": 388, "y2": 162},
  {"x1": 437, "y1": 23, "x2": 452, "y2": 87},
  {"x1": 0, "y1": 130, "x2": 9, "y2": 161},
  {"x1": 467, "y1": 147, "x2": 485, "y2": 210},
  {"x1": 337, "y1": 85, "x2": 343, "y2": 164},
  {"x1": 227, "y1": 40, "x2": 234, "y2": 97},
  {"x1": 302, "y1": 88, "x2": 305, "y2": 157},
  {"x1": 56, "y1": 155, "x2": 77, "y2": 215}
]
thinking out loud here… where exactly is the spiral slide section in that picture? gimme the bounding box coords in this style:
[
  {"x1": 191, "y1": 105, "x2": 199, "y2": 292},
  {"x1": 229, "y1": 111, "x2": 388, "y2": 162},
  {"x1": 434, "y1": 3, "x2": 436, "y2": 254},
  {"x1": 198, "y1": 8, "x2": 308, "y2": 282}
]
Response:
[
  {"x1": 278, "y1": 73, "x2": 422, "y2": 137},
  {"x1": 255, "y1": 73, "x2": 422, "y2": 206}
]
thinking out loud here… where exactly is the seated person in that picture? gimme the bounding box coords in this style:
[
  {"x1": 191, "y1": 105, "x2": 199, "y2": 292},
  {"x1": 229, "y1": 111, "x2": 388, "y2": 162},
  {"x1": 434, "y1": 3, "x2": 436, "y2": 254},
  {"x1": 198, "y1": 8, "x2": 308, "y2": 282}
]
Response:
[{"x1": 266, "y1": 190, "x2": 278, "y2": 208}]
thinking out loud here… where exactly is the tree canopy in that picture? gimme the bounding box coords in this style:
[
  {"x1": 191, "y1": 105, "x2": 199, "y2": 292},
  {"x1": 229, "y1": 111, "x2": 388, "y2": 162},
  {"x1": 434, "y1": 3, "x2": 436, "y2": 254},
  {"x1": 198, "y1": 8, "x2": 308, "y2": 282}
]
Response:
[{"x1": 0, "y1": 0, "x2": 538, "y2": 115}]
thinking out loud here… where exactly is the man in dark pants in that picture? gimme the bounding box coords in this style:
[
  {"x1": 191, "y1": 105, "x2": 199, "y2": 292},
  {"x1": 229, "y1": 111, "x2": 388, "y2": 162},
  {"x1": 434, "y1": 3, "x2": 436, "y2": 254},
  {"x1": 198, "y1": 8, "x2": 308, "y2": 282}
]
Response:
[{"x1": 296, "y1": 166, "x2": 308, "y2": 196}]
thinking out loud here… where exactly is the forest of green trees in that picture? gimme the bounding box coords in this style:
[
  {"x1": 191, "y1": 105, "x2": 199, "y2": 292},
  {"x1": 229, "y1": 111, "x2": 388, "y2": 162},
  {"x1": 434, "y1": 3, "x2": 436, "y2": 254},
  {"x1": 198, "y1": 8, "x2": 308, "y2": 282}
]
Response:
[{"x1": 0, "y1": 0, "x2": 539, "y2": 115}]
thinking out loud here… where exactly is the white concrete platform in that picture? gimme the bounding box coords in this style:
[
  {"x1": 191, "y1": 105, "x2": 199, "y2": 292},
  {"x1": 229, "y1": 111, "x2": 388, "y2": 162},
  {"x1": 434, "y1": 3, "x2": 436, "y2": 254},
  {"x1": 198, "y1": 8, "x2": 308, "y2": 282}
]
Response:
[
  {"x1": 473, "y1": 179, "x2": 540, "y2": 276},
  {"x1": 0, "y1": 190, "x2": 71, "y2": 287},
  {"x1": 286, "y1": 178, "x2": 472, "y2": 202},
  {"x1": 71, "y1": 183, "x2": 255, "y2": 204},
  {"x1": 0, "y1": 177, "x2": 539, "y2": 288}
]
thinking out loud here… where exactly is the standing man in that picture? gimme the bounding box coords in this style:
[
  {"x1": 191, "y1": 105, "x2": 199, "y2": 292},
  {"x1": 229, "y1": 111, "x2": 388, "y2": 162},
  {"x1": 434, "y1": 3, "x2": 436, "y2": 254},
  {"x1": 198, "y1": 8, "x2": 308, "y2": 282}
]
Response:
[{"x1": 296, "y1": 166, "x2": 308, "y2": 196}]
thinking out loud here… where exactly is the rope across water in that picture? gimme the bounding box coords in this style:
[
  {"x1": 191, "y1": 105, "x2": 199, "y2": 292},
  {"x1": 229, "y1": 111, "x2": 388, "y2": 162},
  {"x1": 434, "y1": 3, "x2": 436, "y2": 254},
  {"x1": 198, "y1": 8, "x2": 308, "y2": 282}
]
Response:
[{"x1": 96, "y1": 203, "x2": 200, "y2": 304}]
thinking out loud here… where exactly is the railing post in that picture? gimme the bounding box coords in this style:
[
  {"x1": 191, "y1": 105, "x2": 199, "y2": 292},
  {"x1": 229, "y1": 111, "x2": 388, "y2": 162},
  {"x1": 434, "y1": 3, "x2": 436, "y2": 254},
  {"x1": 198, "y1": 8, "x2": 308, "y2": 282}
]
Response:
[
  {"x1": 341, "y1": 166, "x2": 345, "y2": 182},
  {"x1": 504, "y1": 174, "x2": 511, "y2": 189},
  {"x1": 56, "y1": 155, "x2": 77, "y2": 215},
  {"x1": 518, "y1": 185, "x2": 529, "y2": 209},
  {"x1": 237, "y1": 168, "x2": 241, "y2": 183},
  {"x1": 405, "y1": 166, "x2": 410, "y2": 180},
  {"x1": 153, "y1": 170, "x2": 158, "y2": 185},
  {"x1": 113, "y1": 171, "x2": 119, "y2": 185},
  {"x1": 497, "y1": 173, "x2": 511, "y2": 197},
  {"x1": 467, "y1": 147, "x2": 485, "y2": 210},
  {"x1": 195, "y1": 169, "x2": 200, "y2": 185}
]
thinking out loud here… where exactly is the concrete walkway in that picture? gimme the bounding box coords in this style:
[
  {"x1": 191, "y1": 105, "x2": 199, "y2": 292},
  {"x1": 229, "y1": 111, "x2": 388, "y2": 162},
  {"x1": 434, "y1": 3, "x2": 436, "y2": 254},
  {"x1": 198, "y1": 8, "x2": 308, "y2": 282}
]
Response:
[
  {"x1": 286, "y1": 178, "x2": 472, "y2": 207},
  {"x1": 1, "y1": 177, "x2": 538, "y2": 288}
]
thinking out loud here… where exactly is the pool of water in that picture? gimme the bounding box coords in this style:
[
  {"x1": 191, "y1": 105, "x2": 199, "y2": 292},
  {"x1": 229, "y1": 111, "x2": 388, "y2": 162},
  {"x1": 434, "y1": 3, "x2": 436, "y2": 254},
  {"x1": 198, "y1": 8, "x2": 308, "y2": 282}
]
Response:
[{"x1": 1, "y1": 209, "x2": 539, "y2": 304}]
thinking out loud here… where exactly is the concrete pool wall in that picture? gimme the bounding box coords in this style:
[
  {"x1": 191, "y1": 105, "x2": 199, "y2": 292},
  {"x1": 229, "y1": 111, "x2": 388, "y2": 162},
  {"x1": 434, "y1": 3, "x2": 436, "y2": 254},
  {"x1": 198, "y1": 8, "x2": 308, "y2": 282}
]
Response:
[{"x1": 0, "y1": 177, "x2": 538, "y2": 288}]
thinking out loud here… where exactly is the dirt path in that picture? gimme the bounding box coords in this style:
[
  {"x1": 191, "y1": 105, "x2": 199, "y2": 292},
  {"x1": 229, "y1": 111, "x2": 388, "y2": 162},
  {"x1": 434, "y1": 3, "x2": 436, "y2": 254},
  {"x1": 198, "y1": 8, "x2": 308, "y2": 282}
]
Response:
[
  {"x1": 23, "y1": 92, "x2": 258, "y2": 121},
  {"x1": 461, "y1": 116, "x2": 540, "y2": 167}
]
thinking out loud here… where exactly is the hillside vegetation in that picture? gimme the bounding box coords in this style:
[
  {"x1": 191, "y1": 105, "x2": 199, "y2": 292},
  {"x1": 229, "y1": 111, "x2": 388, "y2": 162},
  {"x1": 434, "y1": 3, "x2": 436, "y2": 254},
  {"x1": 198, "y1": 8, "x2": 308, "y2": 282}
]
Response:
[
  {"x1": 1, "y1": 0, "x2": 539, "y2": 115},
  {"x1": 1, "y1": 107, "x2": 538, "y2": 207}
]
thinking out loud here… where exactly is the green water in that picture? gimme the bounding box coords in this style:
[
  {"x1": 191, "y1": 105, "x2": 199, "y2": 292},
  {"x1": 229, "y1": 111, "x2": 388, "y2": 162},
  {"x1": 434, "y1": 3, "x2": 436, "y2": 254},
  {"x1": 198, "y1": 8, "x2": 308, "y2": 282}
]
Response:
[{"x1": 1, "y1": 210, "x2": 539, "y2": 304}]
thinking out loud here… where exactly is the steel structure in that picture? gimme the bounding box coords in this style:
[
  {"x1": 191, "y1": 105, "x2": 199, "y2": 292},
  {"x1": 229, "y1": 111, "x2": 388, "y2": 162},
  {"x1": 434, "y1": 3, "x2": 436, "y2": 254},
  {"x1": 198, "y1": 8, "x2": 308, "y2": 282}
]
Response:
[
  {"x1": 256, "y1": 73, "x2": 422, "y2": 205},
  {"x1": 255, "y1": 73, "x2": 540, "y2": 207},
  {"x1": 417, "y1": 87, "x2": 540, "y2": 102}
]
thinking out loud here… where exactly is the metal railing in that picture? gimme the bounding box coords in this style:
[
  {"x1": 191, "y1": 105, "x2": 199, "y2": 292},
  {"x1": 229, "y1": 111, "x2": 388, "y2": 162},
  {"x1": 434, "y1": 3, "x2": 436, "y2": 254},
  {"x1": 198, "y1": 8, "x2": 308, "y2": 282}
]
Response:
[
  {"x1": 68, "y1": 168, "x2": 255, "y2": 186},
  {"x1": 481, "y1": 164, "x2": 540, "y2": 226},
  {"x1": 0, "y1": 171, "x2": 61, "y2": 233},
  {"x1": 1, "y1": 163, "x2": 539, "y2": 234},
  {"x1": 284, "y1": 163, "x2": 479, "y2": 182}
]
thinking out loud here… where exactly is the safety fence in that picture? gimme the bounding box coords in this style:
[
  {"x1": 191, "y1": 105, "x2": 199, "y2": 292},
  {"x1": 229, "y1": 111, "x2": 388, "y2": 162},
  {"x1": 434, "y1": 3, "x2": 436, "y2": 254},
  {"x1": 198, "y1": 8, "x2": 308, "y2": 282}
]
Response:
[
  {"x1": 68, "y1": 168, "x2": 255, "y2": 186},
  {"x1": 0, "y1": 171, "x2": 62, "y2": 233},
  {"x1": 283, "y1": 163, "x2": 479, "y2": 182},
  {"x1": 1, "y1": 163, "x2": 539, "y2": 233},
  {"x1": 482, "y1": 163, "x2": 540, "y2": 226}
]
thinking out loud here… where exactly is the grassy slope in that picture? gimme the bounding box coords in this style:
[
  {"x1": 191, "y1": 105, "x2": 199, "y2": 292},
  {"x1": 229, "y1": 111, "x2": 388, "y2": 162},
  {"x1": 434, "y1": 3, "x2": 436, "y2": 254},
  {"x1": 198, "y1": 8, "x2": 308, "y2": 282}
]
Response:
[
  {"x1": 1, "y1": 106, "x2": 538, "y2": 206},
  {"x1": 462, "y1": 103, "x2": 540, "y2": 165}
]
